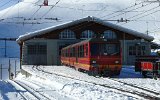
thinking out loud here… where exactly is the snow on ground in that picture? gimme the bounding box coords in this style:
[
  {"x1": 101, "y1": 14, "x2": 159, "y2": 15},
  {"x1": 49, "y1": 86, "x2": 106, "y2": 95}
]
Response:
[
  {"x1": 17, "y1": 66, "x2": 139, "y2": 100},
  {"x1": 1, "y1": 65, "x2": 160, "y2": 100},
  {"x1": 20, "y1": 65, "x2": 160, "y2": 99},
  {"x1": 113, "y1": 66, "x2": 160, "y2": 93},
  {"x1": 0, "y1": 80, "x2": 37, "y2": 100},
  {"x1": 22, "y1": 65, "x2": 160, "y2": 93}
]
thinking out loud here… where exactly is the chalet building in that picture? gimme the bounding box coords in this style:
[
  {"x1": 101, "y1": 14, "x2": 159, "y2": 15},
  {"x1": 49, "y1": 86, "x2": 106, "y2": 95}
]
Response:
[{"x1": 17, "y1": 16, "x2": 154, "y2": 66}]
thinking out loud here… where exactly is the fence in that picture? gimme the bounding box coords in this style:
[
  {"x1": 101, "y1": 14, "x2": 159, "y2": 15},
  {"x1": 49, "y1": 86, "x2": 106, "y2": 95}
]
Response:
[{"x1": 0, "y1": 58, "x2": 20, "y2": 80}]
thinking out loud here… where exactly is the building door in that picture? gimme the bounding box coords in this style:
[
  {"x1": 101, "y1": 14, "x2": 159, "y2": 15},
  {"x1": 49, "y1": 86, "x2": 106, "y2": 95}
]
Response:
[
  {"x1": 27, "y1": 44, "x2": 47, "y2": 65},
  {"x1": 127, "y1": 44, "x2": 146, "y2": 65}
]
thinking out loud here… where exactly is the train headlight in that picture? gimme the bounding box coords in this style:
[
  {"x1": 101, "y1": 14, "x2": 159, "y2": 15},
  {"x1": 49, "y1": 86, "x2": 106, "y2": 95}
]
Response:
[
  {"x1": 92, "y1": 60, "x2": 96, "y2": 64},
  {"x1": 115, "y1": 61, "x2": 119, "y2": 64}
]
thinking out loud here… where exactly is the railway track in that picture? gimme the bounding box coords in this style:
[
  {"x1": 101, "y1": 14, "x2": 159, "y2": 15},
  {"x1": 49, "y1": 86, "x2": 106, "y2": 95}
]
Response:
[
  {"x1": 109, "y1": 78, "x2": 160, "y2": 95},
  {"x1": 5, "y1": 81, "x2": 30, "y2": 100},
  {"x1": 13, "y1": 80, "x2": 52, "y2": 100},
  {"x1": 33, "y1": 66, "x2": 160, "y2": 100}
]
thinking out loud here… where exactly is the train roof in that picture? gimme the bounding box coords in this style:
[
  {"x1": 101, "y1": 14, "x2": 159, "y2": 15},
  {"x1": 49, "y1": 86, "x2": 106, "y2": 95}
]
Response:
[
  {"x1": 62, "y1": 38, "x2": 119, "y2": 50},
  {"x1": 17, "y1": 16, "x2": 154, "y2": 44}
]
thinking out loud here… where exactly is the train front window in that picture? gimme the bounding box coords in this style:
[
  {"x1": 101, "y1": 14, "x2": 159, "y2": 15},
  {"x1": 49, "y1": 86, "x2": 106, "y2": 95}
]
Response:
[{"x1": 91, "y1": 43, "x2": 120, "y2": 56}]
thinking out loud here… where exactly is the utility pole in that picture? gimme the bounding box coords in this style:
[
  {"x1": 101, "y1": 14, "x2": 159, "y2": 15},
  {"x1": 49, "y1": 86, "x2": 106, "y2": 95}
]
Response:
[
  {"x1": 146, "y1": 21, "x2": 149, "y2": 35},
  {"x1": 15, "y1": 60, "x2": 16, "y2": 78},
  {"x1": 5, "y1": 40, "x2": 6, "y2": 57},
  {"x1": 0, "y1": 64, "x2": 2, "y2": 80},
  {"x1": 8, "y1": 59, "x2": 11, "y2": 80},
  {"x1": 0, "y1": 38, "x2": 17, "y2": 58}
]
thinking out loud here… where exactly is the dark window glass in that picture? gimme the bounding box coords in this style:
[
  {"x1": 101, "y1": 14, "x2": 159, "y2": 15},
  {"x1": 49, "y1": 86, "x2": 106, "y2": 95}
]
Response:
[
  {"x1": 86, "y1": 44, "x2": 88, "y2": 56},
  {"x1": 103, "y1": 30, "x2": 117, "y2": 39},
  {"x1": 59, "y1": 29, "x2": 76, "y2": 39},
  {"x1": 90, "y1": 43, "x2": 119, "y2": 56},
  {"x1": 81, "y1": 30, "x2": 95, "y2": 39},
  {"x1": 28, "y1": 44, "x2": 46, "y2": 55}
]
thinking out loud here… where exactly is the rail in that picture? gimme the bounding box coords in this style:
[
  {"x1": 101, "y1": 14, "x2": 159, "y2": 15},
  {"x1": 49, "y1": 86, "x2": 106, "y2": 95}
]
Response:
[{"x1": 33, "y1": 66, "x2": 160, "y2": 100}]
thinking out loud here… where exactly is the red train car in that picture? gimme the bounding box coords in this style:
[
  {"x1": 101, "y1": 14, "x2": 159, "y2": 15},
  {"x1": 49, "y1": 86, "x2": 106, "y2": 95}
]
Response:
[
  {"x1": 61, "y1": 38, "x2": 122, "y2": 76},
  {"x1": 135, "y1": 56, "x2": 160, "y2": 78}
]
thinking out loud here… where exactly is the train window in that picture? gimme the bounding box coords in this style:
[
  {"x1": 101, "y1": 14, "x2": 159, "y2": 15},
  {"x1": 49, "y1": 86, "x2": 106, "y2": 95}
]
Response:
[
  {"x1": 81, "y1": 30, "x2": 95, "y2": 39},
  {"x1": 68, "y1": 49, "x2": 70, "y2": 57},
  {"x1": 61, "y1": 50, "x2": 63, "y2": 57},
  {"x1": 91, "y1": 44, "x2": 99, "y2": 56},
  {"x1": 86, "y1": 44, "x2": 88, "y2": 56},
  {"x1": 80, "y1": 45, "x2": 82, "y2": 57},
  {"x1": 102, "y1": 44, "x2": 119, "y2": 55},
  {"x1": 103, "y1": 30, "x2": 117, "y2": 39},
  {"x1": 59, "y1": 29, "x2": 76, "y2": 39},
  {"x1": 77, "y1": 45, "x2": 84, "y2": 57},
  {"x1": 73, "y1": 47, "x2": 75, "y2": 57},
  {"x1": 70, "y1": 48, "x2": 74, "y2": 57},
  {"x1": 70, "y1": 48, "x2": 72, "y2": 57},
  {"x1": 66, "y1": 49, "x2": 67, "y2": 57},
  {"x1": 62, "y1": 50, "x2": 65, "y2": 57},
  {"x1": 78, "y1": 46, "x2": 80, "y2": 57},
  {"x1": 82, "y1": 45, "x2": 84, "y2": 57},
  {"x1": 91, "y1": 43, "x2": 120, "y2": 56}
]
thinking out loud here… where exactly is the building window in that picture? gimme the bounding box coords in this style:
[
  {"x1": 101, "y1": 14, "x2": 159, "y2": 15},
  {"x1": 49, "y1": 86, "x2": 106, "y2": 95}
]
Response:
[
  {"x1": 129, "y1": 46, "x2": 136, "y2": 55},
  {"x1": 59, "y1": 29, "x2": 76, "y2": 39},
  {"x1": 28, "y1": 44, "x2": 47, "y2": 55},
  {"x1": 128, "y1": 45, "x2": 146, "y2": 56},
  {"x1": 81, "y1": 30, "x2": 95, "y2": 39},
  {"x1": 103, "y1": 30, "x2": 117, "y2": 39}
]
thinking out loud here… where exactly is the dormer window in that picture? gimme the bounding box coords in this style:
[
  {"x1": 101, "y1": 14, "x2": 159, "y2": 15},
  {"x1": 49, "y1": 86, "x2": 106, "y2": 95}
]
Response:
[
  {"x1": 103, "y1": 30, "x2": 117, "y2": 39},
  {"x1": 81, "y1": 30, "x2": 95, "y2": 39},
  {"x1": 59, "y1": 29, "x2": 76, "y2": 39}
]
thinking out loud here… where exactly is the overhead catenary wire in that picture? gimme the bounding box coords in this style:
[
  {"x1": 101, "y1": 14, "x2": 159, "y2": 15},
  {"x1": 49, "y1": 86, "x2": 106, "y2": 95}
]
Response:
[
  {"x1": 24, "y1": 0, "x2": 61, "y2": 31},
  {"x1": 100, "y1": 0, "x2": 146, "y2": 19},
  {"x1": 0, "y1": 1, "x2": 19, "y2": 20},
  {"x1": 55, "y1": 5, "x2": 108, "y2": 12},
  {"x1": 127, "y1": 5, "x2": 160, "y2": 20},
  {"x1": 0, "y1": 0, "x2": 14, "y2": 10},
  {"x1": 30, "y1": 6, "x2": 41, "y2": 19},
  {"x1": 120, "y1": 6, "x2": 160, "y2": 26},
  {"x1": 102, "y1": 2, "x2": 153, "y2": 20},
  {"x1": 40, "y1": 0, "x2": 61, "y2": 18},
  {"x1": 148, "y1": 28, "x2": 160, "y2": 34}
]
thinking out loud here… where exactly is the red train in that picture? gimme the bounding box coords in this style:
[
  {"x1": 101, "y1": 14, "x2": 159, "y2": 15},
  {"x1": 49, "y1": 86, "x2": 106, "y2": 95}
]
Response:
[
  {"x1": 61, "y1": 38, "x2": 122, "y2": 76},
  {"x1": 135, "y1": 56, "x2": 160, "y2": 78}
]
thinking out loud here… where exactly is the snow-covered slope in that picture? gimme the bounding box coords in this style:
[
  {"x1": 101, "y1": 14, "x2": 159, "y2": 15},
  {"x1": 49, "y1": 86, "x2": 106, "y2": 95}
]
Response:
[{"x1": 0, "y1": 0, "x2": 160, "y2": 57}]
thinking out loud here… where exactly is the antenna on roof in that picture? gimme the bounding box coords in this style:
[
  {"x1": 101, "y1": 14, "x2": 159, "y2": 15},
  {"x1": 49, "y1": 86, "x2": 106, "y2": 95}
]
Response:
[
  {"x1": 43, "y1": 0, "x2": 48, "y2": 6},
  {"x1": 38, "y1": 0, "x2": 49, "y2": 6},
  {"x1": 146, "y1": 21, "x2": 149, "y2": 35}
]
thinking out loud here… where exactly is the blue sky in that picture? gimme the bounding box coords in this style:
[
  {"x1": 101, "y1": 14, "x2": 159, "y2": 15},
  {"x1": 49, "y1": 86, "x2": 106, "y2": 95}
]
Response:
[{"x1": 0, "y1": 0, "x2": 19, "y2": 11}]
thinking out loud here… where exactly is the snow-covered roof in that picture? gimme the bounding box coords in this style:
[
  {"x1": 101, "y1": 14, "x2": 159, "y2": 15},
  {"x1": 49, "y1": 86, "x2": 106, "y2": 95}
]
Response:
[{"x1": 17, "y1": 16, "x2": 154, "y2": 44}]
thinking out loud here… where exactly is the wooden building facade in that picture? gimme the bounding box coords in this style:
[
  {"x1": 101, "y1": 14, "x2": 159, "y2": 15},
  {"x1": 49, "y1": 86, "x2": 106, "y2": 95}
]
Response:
[{"x1": 17, "y1": 16, "x2": 154, "y2": 65}]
